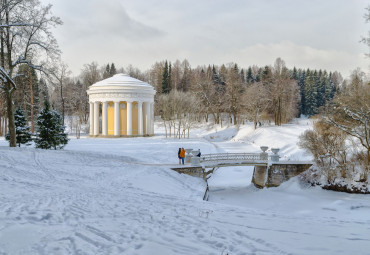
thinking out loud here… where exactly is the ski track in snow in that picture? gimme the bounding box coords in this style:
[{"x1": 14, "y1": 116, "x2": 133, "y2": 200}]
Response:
[
  {"x1": 1, "y1": 120, "x2": 370, "y2": 255},
  {"x1": 0, "y1": 147, "x2": 295, "y2": 255}
]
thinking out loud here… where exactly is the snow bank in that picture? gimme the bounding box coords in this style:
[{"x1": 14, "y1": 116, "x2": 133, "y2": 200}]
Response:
[{"x1": 0, "y1": 119, "x2": 369, "y2": 254}]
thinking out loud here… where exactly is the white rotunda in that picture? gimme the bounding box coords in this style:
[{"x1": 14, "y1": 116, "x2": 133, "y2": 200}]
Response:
[{"x1": 87, "y1": 74, "x2": 156, "y2": 137}]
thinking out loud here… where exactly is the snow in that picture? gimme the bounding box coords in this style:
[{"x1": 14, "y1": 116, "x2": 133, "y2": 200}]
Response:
[{"x1": 1, "y1": 118, "x2": 370, "y2": 254}]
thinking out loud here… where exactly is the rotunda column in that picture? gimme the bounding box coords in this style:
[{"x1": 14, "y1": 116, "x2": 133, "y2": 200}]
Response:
[
  {"x1": 127, "y1": 101, "x2": 132, "y2": 136},
  {"x1": 114, "y1": 101, "x2": 120, "y2": 136},
  {"x1": 138, "y1": 101, "x2": 143, "y2": 135},
  {"x1": 93, "y1": 101, "x2": 100, "y2": 136},
  {"x1": 145, "y1": 102, "x2": 151, "y2": 135},
  {"x1": 102, "y1": 101, "x2": 108, "y2": 136},
  {"x1": 150, "y1": 102, "x2": 154, "y2": 135},
  {"x1": 89, "y1": 102, "x2": 94, "y2": 136}
]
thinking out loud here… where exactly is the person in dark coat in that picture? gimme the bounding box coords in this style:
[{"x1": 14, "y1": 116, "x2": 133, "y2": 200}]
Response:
[
  {"x1": 178, "y1": 148, "x2": 181, "y2": 164},
  {"x1": 197, "y1": 150, "x2": 201, "y2": 157}
]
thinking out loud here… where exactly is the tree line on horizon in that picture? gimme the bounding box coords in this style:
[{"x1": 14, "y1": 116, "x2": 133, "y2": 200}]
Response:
[
  {"x1": 0, "y1": 0, "x2": 367, "y2": 148},
  {"x1": 0, "y1": 57, "x2": 343, "y2": 138}
]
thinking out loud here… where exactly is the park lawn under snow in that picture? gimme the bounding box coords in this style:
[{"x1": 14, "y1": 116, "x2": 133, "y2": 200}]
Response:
[{"x1": 0, "y1": 118, "x2": 370, "y2": 255}]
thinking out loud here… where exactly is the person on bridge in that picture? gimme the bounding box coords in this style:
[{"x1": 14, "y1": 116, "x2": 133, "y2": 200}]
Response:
[
  {"x1": 180, "y1": 147, "x2": 186, "y2": 165},
  {"x1": 197, "y1": 150, "x2": 201, "y2": 157},
  {"x1": 178, "y1": 148, "x2": 181, "y2": 164}
]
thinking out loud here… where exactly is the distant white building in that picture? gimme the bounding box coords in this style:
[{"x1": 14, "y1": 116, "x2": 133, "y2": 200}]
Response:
[{"x1": 87, "y1": 74, "x2": 156, "y2": 137}]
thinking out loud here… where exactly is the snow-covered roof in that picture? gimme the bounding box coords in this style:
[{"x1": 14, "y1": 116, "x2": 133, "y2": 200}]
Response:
[
  {"x1": 90, "y1": 73, "x2": 153, "y2": 88},
  {"x1": 87, "y1": 73, "x2": 156, "y2": 102}
]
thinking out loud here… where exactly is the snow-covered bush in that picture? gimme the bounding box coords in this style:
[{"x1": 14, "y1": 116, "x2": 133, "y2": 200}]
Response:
[{"x1": 299, "y1": 120, "x2": 349, "y2": 182}]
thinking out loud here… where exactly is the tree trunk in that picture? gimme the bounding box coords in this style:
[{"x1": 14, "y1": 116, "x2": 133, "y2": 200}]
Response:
[
  {"x1": 5, "y1": 84, "x2": 16, "y2": 147},
  {"x1": 0, "y1": 115, "x2": 2, "y2": 136},
  {"x1": 275, "y1": 96, "x2": 282, "y2": 126},
  {"x1": 233, "y1": 112, "x2": 237, "y2": 125},
  {"x1": 61, "y1": 82, "x2": 65, "y2": 125},
  {"x1": 28, "y1": 69, "x2": 35, "y2": 133},
  {"x1": 5, "y1": 117, "x2": 7, "y2": 137}
]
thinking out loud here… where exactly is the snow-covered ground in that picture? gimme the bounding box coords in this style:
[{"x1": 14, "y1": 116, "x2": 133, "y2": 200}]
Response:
[{"x1": 1, "y1": 119, "x2": 370, "y2": 255}]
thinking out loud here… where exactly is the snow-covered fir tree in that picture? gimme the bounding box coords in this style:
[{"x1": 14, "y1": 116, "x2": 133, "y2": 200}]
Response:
[
  {"x1": 35, "y1": 100, "x2": 68, "y2": 150},
  {"x1": 6, "y1": 109, "x2": 32, "y2": 147}
]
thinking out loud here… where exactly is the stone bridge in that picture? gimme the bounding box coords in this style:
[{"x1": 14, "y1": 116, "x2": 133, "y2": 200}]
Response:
[{"x1": 172, "y1": 147, "x2": 312, "y2": 189}]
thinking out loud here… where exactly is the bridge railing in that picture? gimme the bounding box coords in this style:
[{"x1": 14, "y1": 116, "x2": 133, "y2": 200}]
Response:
[{"x1": 200, "y1": 153, "x2": 268, "y2": 163}]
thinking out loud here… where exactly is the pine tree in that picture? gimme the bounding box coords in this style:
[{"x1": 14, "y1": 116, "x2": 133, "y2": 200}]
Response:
[
  {"x1": 168, "y1": 62, "x2": 172, "y2": 91},
  {"x1": 240, "y1": 68, "x2": 245, "y2": 84},
  {"x1": 161, "y1": 60, "x2": 170, "y2": 94},
  {"x1": 212, "y1": 65, "x2": 220, "y2": 84},
  {"x1": 5, "y1": 109, "x2": 32, "y2": 147},
  {"x1": 35, "y1": 100, "x2": 68, "y2": 150},
  {"x1": 314, "y1": 70, "x2": 324, "y2": 110},
  {"x1": 260, "y1": 66, "x2": 272, "y2": 85},
  {"x1": 246, "y1": 66, "x2": 255, "y2": 84},
  {"x1": 110, "y1": 63, "x2": 117, "y2": 76},
  {"x1": 103, "y1": 64, "x2": 110, "y2": 79},
  {"x1": 292, "y1": 67, "x2": 299, "y2": 80},
  {"x1": 304, "y1": 70, "x2": 318, "y2": 116},
  {"x1": 297, "y1": 70, "x2": 306, "y2": 116}
]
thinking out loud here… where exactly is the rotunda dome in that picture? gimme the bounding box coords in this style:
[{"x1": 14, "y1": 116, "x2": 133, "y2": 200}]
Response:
[{"x1": 90, "y1": 73, "x2": 153, "y2": 88}]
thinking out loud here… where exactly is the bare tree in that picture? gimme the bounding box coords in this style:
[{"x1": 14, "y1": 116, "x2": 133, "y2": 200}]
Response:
[
  {"x1": 270, "y1": 58, "x2": 300, "y2": 125},
  {"x1": 324, "y1": 69, "x2": 370, "y2": 172},
  {"x1": 50, "y1": 61, "x2": 70, "y2": 125},
  {"x1": 157, "y1": 90, "x2": 199, "y2": 139},
  {"x1": 299, "y1": 119, "x2": 348, "y2": 182},
  {"x1": 0, "y1": 0, "x2": 61, "y2": 146},
  {"x1": 243, "y1": 82, "x2": 271, "y2": 129},
  {"x1": 225, "y1": 64, "x2": 243, "y2": 125},
  {"x1": 79, "y1": 62, "x2": 101, "y2": 122},
  {"x1": 192, "y1": 68, "x2": 216, "y2": 123}
]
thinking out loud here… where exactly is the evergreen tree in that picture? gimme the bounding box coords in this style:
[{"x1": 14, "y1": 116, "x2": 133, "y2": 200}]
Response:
[
  {"x1": 219, "y1": 64, "x2": 227, "y2": 82},
  {"x1": 246, "y1": 66, "x2": 255, "y2": 84},
  {"x1": 168, "y1": 62, "x2": 172, "y2": 91},
  {"x1": 212, "y1": 65, "x2": 220, "y2": 84},
  {"x1": 240, "y1": 68, "x2": 245, "y2": 84},
  {"x1": 103, "y1": 64, "x2": 110, "y2": 79},
  {"x1": 5, "y1": 109, "x2": 32, "y2": 147},
  {"x1": 328, "y1": 73, "x2": 337, "y2": 100},
  {"x1": 161, "y1": 60, "x2": 170, "y2": 94},
  {"x1": 292, "y1": 67, "x2": 299, "y2": 80},
  {"x1": 255, "y1": 72, "x2": 261, "y2": 82},
  {"x1": 35, "y1": 100, "x2": 68, "y2": 150},
  {"x1": 297, "y1": 70, "x2": 306, "y2": 116},
  {"x1": 304, "y1": 70, "x2": 318, "y2": 116},
  {"x1": 110, "y1": 63, "x2": 117, "y2": 76},
  {"x1": 316, "y1": 70, "x2": 327, "y2": 109},
  {"x1": 260, "y1": 66, "x2": 272, "y2": 85}
]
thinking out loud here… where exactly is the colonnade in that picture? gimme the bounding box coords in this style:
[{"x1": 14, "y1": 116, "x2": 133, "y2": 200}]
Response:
[{"x1": 89, "y1": 100, "x2": 154, "y2": 137}]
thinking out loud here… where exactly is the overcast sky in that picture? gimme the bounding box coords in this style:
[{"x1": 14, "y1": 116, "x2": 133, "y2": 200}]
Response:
[{"x1": 41, "y1": 0, "x2": 369, "y2": 78}]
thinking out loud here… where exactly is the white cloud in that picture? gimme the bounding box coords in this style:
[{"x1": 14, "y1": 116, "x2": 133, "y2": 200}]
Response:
[{"x1": 41, "y1": 0, "x2": 369, "y2": 78}]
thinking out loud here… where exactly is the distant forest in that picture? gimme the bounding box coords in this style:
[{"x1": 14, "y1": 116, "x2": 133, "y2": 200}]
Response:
[{"x1": 0, "y1": 57, "x2": 344, "y2": 136}]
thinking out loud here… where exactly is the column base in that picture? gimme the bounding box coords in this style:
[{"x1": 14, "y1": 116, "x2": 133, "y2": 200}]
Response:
[{"x1": 89, "y1": 134, "x2": 154, "y2": 138}]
